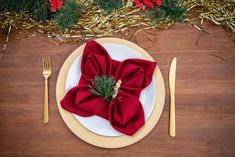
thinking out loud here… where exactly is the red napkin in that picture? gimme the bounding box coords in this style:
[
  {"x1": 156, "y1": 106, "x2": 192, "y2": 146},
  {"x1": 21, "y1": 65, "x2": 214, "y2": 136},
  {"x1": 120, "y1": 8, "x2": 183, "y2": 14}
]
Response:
[{"x1": 61, "y1": 40, "x2": 157, "y2": 135}]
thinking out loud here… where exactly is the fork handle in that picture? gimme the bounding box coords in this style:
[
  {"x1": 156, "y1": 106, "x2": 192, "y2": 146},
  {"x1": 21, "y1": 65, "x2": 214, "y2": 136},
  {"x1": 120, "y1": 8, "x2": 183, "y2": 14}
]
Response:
[{"x1": 43, "y1": 78, "x2": 49, "y2": 124}]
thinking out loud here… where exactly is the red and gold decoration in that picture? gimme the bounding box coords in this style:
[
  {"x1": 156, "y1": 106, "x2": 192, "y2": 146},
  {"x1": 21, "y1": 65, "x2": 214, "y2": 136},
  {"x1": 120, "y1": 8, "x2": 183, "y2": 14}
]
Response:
[{"x1": 0, "y1": 0, "x2": 234, "y2": 46}]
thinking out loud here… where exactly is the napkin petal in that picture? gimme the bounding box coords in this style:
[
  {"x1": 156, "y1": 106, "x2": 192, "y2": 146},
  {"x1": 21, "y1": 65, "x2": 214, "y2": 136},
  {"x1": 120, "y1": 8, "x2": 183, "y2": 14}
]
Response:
[
  {"x1": 61, "y1": 85, "x2": 106, "y2": 117},
  {"x1": 109, "y1": 91, "x2": 145, "y2": 135},
  {"x1": 81, "y1": 40, "x2": 112, "y2": 80},
  {"x1": 115, "y1": 59, "x2": 156, "y2": 93}
]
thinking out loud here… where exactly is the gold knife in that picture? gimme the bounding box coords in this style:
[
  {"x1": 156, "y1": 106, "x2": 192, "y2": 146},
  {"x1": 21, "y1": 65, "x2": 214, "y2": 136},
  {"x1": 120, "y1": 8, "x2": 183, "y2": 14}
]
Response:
[{"x1": 169, "y1": 57, "x2": 177, "y2": 137}]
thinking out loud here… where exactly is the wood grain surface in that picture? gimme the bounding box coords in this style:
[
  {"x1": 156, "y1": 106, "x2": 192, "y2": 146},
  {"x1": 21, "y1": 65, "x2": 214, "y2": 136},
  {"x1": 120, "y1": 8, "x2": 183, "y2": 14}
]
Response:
[{"x1": 0, "y1": 23, "x2": 235, "y2": 157}]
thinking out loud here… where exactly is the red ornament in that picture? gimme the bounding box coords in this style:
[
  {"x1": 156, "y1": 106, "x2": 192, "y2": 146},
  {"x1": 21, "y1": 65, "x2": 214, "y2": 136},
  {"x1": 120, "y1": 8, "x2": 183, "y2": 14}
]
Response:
[
  {"x1": 50, "y1": 0, "x2": 63, "y2": 12},
  {"x1": 143, "y1": 0, "x2": 154, "y2": 8},
  {"x1": 134, "y1": 0, "x2": 163, "y2": 9},
  {"x1": 153, "y1": 0, "x2": 163, "y2": 7},
  {"x1": 134, "y1": 0, "x2": 144, "y2": 8}
]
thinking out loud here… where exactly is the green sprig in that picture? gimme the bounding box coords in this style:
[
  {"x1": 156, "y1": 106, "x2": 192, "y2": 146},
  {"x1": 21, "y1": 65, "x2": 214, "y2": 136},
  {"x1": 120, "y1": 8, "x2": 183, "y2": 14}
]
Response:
[
  {"x1": 53, "y1": 0, "x2": 82, "y2": 32},
  {"x1": 0, "y1": 0, "x2": 49, "y2": 22},
  {"x1": 149, "y1": 0, "x2": 186, "y2": 25},
  {"x1": 89, "y1": 75, "x2": 115, "y2": 104},
  {"x1": 95, "y1": 0, "x2": 123, "y2": 12}
]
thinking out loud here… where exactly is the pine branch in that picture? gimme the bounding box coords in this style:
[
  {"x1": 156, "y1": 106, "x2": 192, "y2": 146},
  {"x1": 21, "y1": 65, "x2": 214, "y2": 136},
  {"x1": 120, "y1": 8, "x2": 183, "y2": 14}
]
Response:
[
  {"x1": 149, "y1": 0, "x2": 186, "y2": 25},
  {"x1": 0, "y1": 0, "x2": 34, "y2": 12},
  {"x1": 0, "y1": 0, "x2": 50, "y2": 22},
  {"x1": 53, "y1": 0, "x2": 82, "y2": 32},
  {"x1": 33, "y1": 0, "x2": 50, "y2": 21},
  {"x1": 95, "y1": 0, "x2": 123, "y2": 12},
  {"x1": 89, "y1": 75, "x2": 115, "y2": 103}
]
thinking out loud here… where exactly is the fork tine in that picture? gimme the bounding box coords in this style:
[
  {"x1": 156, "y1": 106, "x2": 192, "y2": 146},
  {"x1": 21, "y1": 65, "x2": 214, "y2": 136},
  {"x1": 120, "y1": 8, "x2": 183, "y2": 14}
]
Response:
[
  {"x1": 45, "y1": 57, "x2": 48, "y2": 70},
  {"x1": 44, "y1": 57, "x2": 49, "y2": 70},
  {"x1": 47, "y1": 57, "x2": 50, "y2": 71},
  {"x1": 46, "y1": 57, "x2": 49, "y2": 70},
  {"x1": 42, "y1": 57, "x2": 45, "y2": 71},
  {"x1": 48, "y1": 56, "x2": 51, "y2": 71},
  {"x1": 43, "y1": 57, "x2": 46, "y2": 70}
]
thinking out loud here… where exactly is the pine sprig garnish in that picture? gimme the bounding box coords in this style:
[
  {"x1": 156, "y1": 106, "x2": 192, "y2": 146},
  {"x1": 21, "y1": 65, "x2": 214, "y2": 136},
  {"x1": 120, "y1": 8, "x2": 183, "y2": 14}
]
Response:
[
  {"x1": 53, "y1": 0, "x2": 82, "y2": 32},
  {"x1": 149, "y1": 0, "x2": 186, "y2": 25},
  {"x1": 95, "y1": 0, "x2": 123, "y2": 12},
  {"x1": 89, "y1": 75, "x2": 116, "y2": 103},
  {"x1": 0, "y1": 0, "x2": 49, "y2": 22}
]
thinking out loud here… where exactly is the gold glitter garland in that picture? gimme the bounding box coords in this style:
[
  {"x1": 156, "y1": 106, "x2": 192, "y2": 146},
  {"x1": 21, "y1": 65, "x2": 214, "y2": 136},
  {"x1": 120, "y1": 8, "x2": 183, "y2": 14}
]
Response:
[
  {"x1": 0, "y1": 2, "x2": 164, "y2": 43},
  {"x1": 1, "y1": 0, "x2": 234, "y2": 60},
  {"x1": 55, "y1": 2, "x2": 151, "y2": 42},
  {"x1": 0, "y1": 11, "x2": 55, "y2": 36},
  {"x1": 184, "y1": 0, "x2": 235, "y2": 32},
  {"x1": 0, "y1": 0, "x2": 234, "y2": 45}
]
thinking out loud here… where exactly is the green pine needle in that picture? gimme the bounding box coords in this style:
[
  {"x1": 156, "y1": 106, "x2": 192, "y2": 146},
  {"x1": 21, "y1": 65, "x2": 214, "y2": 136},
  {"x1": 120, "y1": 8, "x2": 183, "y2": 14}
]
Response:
[
  {"x1": 149, "y1": 0, "x2": 186, "y2": 25},
  {"x1": 89, "y1": 75, "x2": 116, "y2": 104},
  {"x1": 0, "y1": 0, "x2": 35, "y2": 11},
  {"x1": 53, "y1": 0, "x2": 82, "y2": 32},
  {"x1": 0, "y1": 0, "x2": 49, "y2": 22},
  {"x1": 33, "y1": 1, "x2": 50, "y2": 21},
  {"x1": 95, "y1": 0, "x2": 123, "y2": 12}
]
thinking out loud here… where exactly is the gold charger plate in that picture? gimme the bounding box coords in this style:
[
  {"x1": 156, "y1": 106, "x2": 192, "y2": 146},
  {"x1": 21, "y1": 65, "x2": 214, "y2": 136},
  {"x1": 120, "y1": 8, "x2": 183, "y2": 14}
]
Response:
[{"x1": 56, "y1": 38, "x2": 165, "y2": 148}]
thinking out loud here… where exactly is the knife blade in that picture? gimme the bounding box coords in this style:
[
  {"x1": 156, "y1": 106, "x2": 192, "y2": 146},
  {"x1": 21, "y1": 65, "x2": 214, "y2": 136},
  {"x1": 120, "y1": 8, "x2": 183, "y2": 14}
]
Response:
[{"x1": 169, "y1": 57, "x2": 177, "y2": 137}]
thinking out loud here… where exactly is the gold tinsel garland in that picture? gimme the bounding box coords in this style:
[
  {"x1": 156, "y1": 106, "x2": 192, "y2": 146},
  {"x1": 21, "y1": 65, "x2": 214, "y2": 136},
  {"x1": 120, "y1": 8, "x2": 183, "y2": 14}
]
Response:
[
  {"x1": 0, "y1": 2, "x2": 154, "y2": 42},
  {"x1": 56, "y1": 3, "x2": 153, "y2": 41},
  {"x1": 0, "y1": 0, "x2": 234, "y2": 45},
  {"x1": 1, "y1": 0, "x2": 187, "y2": 42},
  {"x1": 184, "y1": 0, "x2": 235, "y2": 32}
]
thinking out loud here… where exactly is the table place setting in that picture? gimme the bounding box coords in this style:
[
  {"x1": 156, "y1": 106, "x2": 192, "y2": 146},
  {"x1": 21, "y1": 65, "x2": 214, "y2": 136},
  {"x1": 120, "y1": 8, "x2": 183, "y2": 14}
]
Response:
[
  {"x1": 42, "y1": 37, "x2": 177, "y2": 148},
  {"x1": 1, "y1": 0, "x2": 235, "y2": 155}
]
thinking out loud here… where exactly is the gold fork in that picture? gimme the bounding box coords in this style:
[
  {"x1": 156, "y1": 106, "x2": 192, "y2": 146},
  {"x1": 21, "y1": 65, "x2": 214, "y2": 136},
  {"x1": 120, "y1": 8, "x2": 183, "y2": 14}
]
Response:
[{"x1": 42, "y1": 57, "x2": 52, "y2": 124}]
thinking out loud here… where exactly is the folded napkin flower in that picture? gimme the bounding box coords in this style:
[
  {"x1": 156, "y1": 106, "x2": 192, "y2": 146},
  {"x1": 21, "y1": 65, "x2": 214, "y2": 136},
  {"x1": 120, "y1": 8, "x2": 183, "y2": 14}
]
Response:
[{"x1": 61, "y1": 40, "x2": 157, "y2": 135}]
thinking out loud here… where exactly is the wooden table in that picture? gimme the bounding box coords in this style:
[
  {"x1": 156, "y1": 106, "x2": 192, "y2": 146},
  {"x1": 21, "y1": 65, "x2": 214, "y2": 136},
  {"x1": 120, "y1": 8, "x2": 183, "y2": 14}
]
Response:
[{"x1": 0, "y1": 23, "x2": 235, "y2": 157}]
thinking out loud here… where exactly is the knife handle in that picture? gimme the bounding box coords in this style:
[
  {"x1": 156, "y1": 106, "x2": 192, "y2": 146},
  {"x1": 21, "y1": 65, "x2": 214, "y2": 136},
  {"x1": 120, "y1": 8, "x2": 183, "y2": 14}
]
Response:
[{"x1": 169, "y1": 95, "x2": 175, "y2": 137}]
